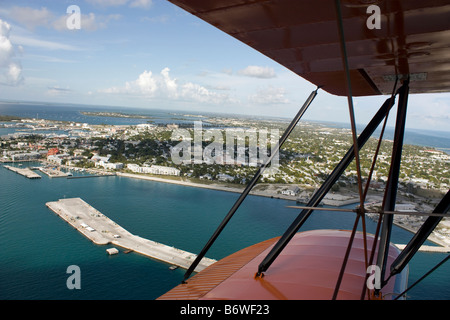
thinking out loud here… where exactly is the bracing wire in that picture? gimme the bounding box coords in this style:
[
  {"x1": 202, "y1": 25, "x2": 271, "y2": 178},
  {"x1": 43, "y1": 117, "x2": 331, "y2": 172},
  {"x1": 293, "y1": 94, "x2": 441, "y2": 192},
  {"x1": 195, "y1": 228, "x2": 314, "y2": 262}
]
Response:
[
  {"x1": 332, "y1": 0, "x2": 366, "y2": 299},
  {"x1": 393, "y1": 254, "x2": 450, "y2": 300}
]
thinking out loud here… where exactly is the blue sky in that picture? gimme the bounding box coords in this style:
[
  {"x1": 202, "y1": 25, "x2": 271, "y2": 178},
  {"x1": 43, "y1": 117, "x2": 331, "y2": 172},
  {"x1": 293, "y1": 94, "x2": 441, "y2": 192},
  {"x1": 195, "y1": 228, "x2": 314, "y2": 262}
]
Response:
[{"x1": 0, "y1": 0, "x2": 449, "y2": 133}]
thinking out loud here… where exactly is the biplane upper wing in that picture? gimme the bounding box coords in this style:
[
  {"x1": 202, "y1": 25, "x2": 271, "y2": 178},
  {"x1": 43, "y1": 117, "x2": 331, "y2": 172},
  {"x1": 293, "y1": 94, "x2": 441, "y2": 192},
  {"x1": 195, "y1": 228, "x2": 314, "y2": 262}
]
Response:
[{"x1": 168, "y1": 0, "x2": 450, "y2": 96}]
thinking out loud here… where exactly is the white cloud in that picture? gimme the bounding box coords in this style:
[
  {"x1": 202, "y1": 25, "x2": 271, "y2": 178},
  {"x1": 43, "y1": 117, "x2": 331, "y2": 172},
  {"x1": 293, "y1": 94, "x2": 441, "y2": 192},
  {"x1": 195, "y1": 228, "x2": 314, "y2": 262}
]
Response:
[
  {"x1": 0, "y1": 19, "x2": 23, "y2": 86},
  {"x1": 100, "y1": 68, "x2": 229, "y2": 104},
  {"x1": 238, "y1": 65, "x2": 276, "y2": 79},
  {"x1": 46, "y1": 86, "x2": 72, "y2": 96},
  {"x1": 11, "y1": 35, "x2": 82, "y2": 51},
  {"x1": 249, "y1": 86, "x2": 289, "y2": 105},
  {"x1": 7, "y1": 62, "x2": 22, "y2": 83},
  {"x1": 86, "y1": 0, "x2": 129, "y2": 7},
  {"x1": 180, "y1": 82, "x2": 228, "y2": 104},
  {"x1": 129, "y1": 0, "x2": 153, "y2": 9},
  {"x1": 407, "y1": 93, "x2": 450, "y2": 132},
  {"x1": 6, "y1": 6, "x2": 120, "y2": 32},
  {"x1": 87, "y1": 0, "x2": 153, "y2": 9},
  {"x1": 52, "y1": 12, "x2": 105, "y2": 32},
  {"x1": 132, "y1": 70, "x2": 158, "y2": 95},
  {"x1": 9, "y1": 6, "x2": 53, "y2": 30},
  {"x1": 161, "y1": 67, "x2": 178, "y2": 98}
]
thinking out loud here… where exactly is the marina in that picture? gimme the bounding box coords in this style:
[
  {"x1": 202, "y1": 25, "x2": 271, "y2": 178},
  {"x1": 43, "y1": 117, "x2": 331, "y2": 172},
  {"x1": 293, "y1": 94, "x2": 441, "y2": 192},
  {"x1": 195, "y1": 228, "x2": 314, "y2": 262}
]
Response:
[
  {"x1": 45, "y1": 197, "x2": 216, "y2": 272},
  {"x1": 36, "y1": 167, "x2": 69, "y2": 178}
]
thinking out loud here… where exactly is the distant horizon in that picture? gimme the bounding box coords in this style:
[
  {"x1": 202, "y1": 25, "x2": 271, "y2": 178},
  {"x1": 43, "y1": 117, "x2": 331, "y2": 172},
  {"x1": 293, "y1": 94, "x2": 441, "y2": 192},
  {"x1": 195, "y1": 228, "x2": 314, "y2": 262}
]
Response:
[{"x1": 1, "y1": 98, "x2": 450, "y2": 137}]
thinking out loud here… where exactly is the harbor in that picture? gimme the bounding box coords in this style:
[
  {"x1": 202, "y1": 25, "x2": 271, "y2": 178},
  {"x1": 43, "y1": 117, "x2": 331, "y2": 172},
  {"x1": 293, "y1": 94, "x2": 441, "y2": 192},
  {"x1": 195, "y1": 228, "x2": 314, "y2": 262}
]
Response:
[{"x1": 45, "y1": 197, "x2": 216, "y2": 272}]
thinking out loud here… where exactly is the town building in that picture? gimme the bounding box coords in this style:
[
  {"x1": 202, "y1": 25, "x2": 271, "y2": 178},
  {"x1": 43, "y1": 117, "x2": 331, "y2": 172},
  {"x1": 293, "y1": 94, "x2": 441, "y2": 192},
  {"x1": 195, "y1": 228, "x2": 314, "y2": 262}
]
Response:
[{"x1": 127, "y1": 163, "x2": 180, "y2": 176}]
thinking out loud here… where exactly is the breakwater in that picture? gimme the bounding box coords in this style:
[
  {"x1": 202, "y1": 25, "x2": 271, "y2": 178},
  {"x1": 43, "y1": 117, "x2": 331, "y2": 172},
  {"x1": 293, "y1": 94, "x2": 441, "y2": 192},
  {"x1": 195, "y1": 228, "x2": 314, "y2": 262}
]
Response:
[{"x1": 46, "y1": 197, "x2": 216, "y2": 272}]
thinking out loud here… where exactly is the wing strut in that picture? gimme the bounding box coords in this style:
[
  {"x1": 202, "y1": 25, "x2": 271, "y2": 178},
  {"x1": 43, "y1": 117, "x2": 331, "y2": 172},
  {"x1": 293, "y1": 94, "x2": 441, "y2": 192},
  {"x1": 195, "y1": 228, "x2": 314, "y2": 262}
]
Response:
[
  {"x1": 389, "y1": 190, "x2": 450, "y2": 281},
  {"x1": 181, "y1": 86, "x2": 321, "y2": 283},
  {"x1": 256, "y1": 94, "x2": 397, "y2": 276},
  {"x1": 375, "y1": 78, "x2": 409, "y2": 294}
]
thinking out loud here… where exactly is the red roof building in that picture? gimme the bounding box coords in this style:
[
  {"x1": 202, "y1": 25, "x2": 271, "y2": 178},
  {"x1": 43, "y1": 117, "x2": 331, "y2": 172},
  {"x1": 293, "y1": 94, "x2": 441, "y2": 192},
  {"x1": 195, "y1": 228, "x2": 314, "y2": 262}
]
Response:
[{"x1": 47, "y1": 148, "x2": 59, "y2": 156}]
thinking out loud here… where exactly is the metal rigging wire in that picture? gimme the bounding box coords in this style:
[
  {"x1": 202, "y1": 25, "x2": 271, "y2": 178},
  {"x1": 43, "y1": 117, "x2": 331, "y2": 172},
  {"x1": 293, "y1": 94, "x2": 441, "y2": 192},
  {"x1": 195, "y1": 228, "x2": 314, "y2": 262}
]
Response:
[
  {"x1": 393, "y1": 254, "x2": 450, "y2": 300},
  {"x1": 332, "y1": 0, "x2": 368, "y2": 300}
]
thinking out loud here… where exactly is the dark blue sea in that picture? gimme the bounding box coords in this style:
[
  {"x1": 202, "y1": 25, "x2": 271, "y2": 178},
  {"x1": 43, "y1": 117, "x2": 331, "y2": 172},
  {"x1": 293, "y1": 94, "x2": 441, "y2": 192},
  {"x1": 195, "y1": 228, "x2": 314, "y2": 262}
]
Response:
[{"x1": 0, "y1": 101, "x2": 449, "y2": 300}]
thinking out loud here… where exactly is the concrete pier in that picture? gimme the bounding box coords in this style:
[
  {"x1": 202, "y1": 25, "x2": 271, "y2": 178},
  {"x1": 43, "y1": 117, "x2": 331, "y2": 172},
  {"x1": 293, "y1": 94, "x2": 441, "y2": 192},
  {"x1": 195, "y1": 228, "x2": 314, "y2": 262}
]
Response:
[
  {"x1": 394, "y1": 244, "x2": 450, "y2": 253},
  {"x1": 46, "y1": 198, "x2": 216, "y2": 272},
  {"x1": 4, "y1": 165, "x2": 41, "y2": 179}
]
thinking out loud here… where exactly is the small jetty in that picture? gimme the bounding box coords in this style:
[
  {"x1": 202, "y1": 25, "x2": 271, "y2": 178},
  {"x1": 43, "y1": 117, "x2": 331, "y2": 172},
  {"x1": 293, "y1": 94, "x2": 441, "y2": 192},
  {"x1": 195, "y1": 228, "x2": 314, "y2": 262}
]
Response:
[
  {"x1": 106, "y1": 248, "x2": 119, "y2": 255},
  {"x1": 46, "y1": 198, "x2": 216, "y2": 272},
  {"x1": 4, "y1": 165, "x2": 41, "y2": 179}
]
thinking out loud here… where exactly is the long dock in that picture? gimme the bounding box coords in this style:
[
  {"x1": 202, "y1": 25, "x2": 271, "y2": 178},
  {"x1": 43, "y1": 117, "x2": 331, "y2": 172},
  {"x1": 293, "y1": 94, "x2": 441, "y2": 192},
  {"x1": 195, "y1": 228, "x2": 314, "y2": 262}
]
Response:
[
  {"x1": 4, "y1": 165, "x2": 41, "y2": 179},
  {"x1": 394, "y1": 244, "x2": 450, "y2": 253},
  {"x1": 45, "y1": 198, "x2": 216, "y2": 272}
]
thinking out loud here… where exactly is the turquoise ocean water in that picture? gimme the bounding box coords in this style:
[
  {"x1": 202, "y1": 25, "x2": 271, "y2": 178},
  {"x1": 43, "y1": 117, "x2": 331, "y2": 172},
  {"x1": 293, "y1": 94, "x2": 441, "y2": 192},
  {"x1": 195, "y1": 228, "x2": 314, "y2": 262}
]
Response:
[
  {"x1": 1, "y1": 164, "x2": 449, "y2": 300},
  {"x1": 0, "y1": 103, "x2": 449, "y2": 300}
]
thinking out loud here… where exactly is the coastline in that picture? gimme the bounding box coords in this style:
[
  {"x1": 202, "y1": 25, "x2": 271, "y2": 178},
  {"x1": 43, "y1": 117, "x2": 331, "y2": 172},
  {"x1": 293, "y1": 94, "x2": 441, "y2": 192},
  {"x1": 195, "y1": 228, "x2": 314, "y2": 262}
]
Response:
[
  {"x1": 116, "y1": 171, "x2": 449, "y2": 249},
  {"x1": 115, "y1": 172, "x2": 373, "y2": 207},
  {"x1": 117, "y1": 172, "x2": 245, "y2": 194}
]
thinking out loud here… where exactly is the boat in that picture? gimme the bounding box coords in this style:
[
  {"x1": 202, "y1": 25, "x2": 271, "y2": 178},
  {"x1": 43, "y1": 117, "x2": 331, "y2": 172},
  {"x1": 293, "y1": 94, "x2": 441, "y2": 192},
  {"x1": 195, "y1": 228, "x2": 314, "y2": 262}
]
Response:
[{"x1": 158, "y1": 0, "x2": 450, "y2": 300}]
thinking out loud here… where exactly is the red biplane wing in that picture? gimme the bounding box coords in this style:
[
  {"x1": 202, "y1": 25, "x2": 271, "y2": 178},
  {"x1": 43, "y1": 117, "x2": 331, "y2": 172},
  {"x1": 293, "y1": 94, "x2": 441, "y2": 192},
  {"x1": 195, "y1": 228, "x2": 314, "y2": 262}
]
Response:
[{"x1": 168, "y1": 0, "x2": 450, "y2": 96}]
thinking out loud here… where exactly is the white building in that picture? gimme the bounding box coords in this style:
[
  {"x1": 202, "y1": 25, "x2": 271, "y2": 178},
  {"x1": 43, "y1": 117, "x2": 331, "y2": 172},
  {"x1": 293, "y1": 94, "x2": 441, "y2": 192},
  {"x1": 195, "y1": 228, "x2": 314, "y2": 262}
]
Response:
[
  {"x1": 96, "y1": 161, "x2": 123, "y2": 170},
  {"x1": 91, "y1": 154, "x2": 111, "y2": 163},
  {"x1": 149, "y1": 165, "x2": 180, "y2": 176},
  {"x1": 136, "y1": 123, "x2": 154, "y2": 131},
  {"x1": 47, "y1": 155, "x2": 63, "y2": 165},
  {"x1": 217, "y1": 173, "x2": 234, "y2": 182},
  {"x1": 127, "y1": 163, "x2": 180, "y2": 176},
  {"x1": 11, "y1": 152, "x2": 41, "y2": 161},
  {"x1": 47, "y1": 153, "x2": 70, "y2": 165},
  {"x1": 281, "y1": 186, "x2": 300, "y2": 196}
]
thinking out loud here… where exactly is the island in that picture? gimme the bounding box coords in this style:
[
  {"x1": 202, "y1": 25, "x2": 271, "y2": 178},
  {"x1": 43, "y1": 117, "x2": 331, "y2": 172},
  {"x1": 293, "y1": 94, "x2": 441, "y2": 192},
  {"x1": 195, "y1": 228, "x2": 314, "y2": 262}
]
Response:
[{"x1": 80, "y1": 111, "x2": 151, "y2": 119}]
